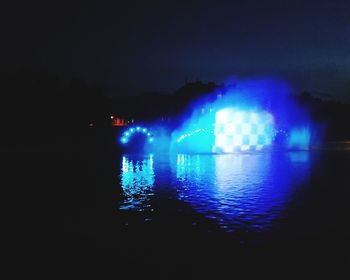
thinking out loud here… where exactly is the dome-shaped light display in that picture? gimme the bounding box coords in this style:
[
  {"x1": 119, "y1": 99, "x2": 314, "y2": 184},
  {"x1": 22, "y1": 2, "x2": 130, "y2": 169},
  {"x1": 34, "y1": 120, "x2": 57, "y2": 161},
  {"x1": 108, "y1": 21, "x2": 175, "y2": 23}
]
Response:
[{"x1": 120, "y1": 126, "x2": 154, "y2": 145}]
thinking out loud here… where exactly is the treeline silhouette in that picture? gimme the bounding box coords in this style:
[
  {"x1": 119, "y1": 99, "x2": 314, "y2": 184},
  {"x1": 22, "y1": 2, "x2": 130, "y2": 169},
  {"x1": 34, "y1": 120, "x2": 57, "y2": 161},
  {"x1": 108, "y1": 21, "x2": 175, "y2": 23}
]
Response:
[
  {"x1": 1, "y1": 71, "x2": 349, "y2": 149},
  {"x1": 0, "y1": 71, "x2": 108, "y2": 149}
]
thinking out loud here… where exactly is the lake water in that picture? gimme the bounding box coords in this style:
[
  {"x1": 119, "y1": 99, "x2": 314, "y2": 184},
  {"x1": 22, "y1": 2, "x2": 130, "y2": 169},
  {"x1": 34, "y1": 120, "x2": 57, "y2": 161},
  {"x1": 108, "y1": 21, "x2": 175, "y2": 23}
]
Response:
[
  {"x1": 9, "y1": 146, "x2": 347, "y2": 275},
  {"x1": 116, "y1": 150, "x2": 349, "y2": 248}
]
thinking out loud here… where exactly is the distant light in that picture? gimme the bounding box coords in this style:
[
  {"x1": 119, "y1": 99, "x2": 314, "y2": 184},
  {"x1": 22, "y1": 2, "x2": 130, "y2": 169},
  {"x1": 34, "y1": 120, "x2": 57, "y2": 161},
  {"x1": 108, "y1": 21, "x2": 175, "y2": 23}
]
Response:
[
  {"x1": 147, "y1": 132, "x2": 151, "y2": 136},
  {"x1": 121, "y1": 137, "x2": 127, "y2": 144},
  {"x1": 149, "y1": 138, "x2": 154, "y2": 142},
  {"x1": 125, "y1": 132, "x2": 129, "y2": 136},
  {"x1": 136, "y1": 126, "x2": 141, "y2": 131},
  {"x1": 130, "y1": 128, "x2": 134, "y2": 132},
  {"x1": 142, "y1": 128, "x2": 147, "y2": 132},
  {"x1": 110, "y1": 116, "x2": 114, "y2": 119}
]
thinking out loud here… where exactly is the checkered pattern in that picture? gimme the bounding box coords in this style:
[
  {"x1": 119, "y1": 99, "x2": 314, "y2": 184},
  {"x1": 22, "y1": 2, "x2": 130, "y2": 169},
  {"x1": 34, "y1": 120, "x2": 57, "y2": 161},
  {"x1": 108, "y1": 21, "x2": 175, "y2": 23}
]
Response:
[{"x1": 213, "y1": 109, "x2": 274, "y2": 152}]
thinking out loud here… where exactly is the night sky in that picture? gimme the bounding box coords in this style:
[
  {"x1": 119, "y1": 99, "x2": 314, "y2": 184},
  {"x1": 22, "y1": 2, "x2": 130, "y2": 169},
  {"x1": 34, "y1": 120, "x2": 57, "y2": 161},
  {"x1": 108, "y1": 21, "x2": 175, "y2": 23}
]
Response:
[{"x1": 2, "y1": 0, "x2": 350, "y2": 99}]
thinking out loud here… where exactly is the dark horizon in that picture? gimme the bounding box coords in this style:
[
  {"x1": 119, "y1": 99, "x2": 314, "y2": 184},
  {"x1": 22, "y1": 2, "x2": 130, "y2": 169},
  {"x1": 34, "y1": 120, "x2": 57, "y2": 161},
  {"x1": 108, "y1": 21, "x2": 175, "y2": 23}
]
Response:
[
  {"x1": 1, "y1": 0, "x2": 350, "y2": 100},
  {"x1": 3, "y1": 68, "x2": 350, "y2": 103}
]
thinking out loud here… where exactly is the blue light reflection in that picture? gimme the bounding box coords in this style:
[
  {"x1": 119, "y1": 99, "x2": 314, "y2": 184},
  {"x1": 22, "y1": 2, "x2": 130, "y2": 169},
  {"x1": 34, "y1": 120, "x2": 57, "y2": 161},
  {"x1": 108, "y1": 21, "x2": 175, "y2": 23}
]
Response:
[
  {"x1": 173, "y1": 152, "x2": 312, "y2": 233},
  {"x1": 119, "y1": 154, "x2": 155, "y2": 211},
  {"x1": 118, "y1": 151, "x2": 314, "y2": 238}
]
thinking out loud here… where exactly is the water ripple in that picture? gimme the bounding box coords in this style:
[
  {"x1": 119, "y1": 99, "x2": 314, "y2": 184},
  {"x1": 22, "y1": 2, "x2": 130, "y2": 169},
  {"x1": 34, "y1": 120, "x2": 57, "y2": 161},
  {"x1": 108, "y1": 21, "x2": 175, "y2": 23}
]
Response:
[{"x1": 118, "y1": 152, "x2": 313, "y2": 235}]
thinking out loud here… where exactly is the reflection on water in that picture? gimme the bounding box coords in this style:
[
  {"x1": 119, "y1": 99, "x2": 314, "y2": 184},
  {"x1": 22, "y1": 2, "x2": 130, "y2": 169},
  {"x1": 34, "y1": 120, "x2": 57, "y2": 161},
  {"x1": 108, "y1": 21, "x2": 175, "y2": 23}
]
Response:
[
  {"x1": 175, "y1": 153, "x2": 311, "y2": 232},
  {"x1": 119, "y1": 152, "x2": 313, "y2": 234},
  {"x1": 119, "y1": 154, "x2": 155, "y2": 210}
]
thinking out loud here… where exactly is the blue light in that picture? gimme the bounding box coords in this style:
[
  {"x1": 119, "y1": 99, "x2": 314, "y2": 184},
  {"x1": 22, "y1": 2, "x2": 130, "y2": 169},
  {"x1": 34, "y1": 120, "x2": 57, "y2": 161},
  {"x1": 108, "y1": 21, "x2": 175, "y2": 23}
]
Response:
[
  {"x1": 118, "y1": 78, "x2": 321, "y2": 153},
  {"x1": 170, "y1": 77, "x2": 320, "y2": 153},
  {"x1": 172, "y1": 152, "x2": 313, "y2": 232},
  {"x1": 119, "y1": 125, "x2": 154, "y2": 149},
  {"x1": 119, "y1": 155, "x2": 155, "y2": 211},
  {"x1": 288, "y1": 127, "x2": 311, "y2": 150},
  {"x1": 176, "y1": 128, "x2": 209, "y2": 143}
]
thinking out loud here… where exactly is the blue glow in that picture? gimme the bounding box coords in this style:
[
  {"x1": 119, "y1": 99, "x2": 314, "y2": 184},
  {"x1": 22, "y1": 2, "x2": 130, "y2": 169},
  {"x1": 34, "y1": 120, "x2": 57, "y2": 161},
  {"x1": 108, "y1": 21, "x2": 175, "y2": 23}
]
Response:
[
  {"x1": 118, "y1": 152, "x2": 314, "y2": 235},
  {"x1": 176, "y1": 128, "x2": 210, "y2": 143},
  {"x1": 119, "y1": 126, "x2": 155, "y2": 152},
  {"x1": 117, "y1": 78, "x2": 322, "y2": 153},
  {"x1": 287, "y1": 127, "x2": 311, "y2": 150},
  {"x1": 288, "y1": 151, "x2": 310, "y2": 163},
  {"x1": 172, "y1": 152, "x2": 313, "y2": 232},
  {"x1": 119, "y1": 154, "x2": 155, "y2": 211},
  {"x1": 170, "y1": 78, "x2": 321, "y2": 153}
]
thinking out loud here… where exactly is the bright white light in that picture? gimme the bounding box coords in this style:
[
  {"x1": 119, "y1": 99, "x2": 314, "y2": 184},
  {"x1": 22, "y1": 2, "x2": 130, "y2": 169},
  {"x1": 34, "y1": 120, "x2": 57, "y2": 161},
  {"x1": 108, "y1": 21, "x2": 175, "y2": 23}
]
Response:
[
  {"x1": 233, "y1": 135, "x2": 243, "y2": 146},
  {"x1": 216, "y1": 109, "x2": 232, "y2": 123},
  {"x1": 250, "y1": 112, "x2": 259, "y2": 123},
  {"x1": 214, "y1": 108, "x2": 275, "y2": 152},
  {"x1": 242, "y1": 123, "x2": 250, "y2": 134},
  {"x1": 234, "y1": 112, "x2": 244, "y2": 123}
]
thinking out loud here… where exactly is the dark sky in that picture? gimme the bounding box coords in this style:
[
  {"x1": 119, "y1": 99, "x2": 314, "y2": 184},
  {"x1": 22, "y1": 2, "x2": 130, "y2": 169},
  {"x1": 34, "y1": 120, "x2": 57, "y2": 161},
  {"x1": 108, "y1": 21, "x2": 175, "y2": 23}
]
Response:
[{"x1": 2, "y1": 0, "x2": 350, "y2": 99}]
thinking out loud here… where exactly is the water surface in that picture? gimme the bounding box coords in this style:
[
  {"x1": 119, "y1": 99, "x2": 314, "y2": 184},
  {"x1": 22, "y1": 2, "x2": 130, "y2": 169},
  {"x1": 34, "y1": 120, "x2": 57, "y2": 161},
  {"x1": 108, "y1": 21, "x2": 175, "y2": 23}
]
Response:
[{"x1": 118, "y1": 151, "x2": 317, "y2": 241}]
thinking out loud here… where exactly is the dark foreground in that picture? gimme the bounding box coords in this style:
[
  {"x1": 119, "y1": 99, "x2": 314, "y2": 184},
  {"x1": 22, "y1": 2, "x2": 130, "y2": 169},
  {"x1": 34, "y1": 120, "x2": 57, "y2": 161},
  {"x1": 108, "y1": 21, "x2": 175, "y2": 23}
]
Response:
[{"x1": 3, "y1": 138, "x2": 350, "y2": 279}]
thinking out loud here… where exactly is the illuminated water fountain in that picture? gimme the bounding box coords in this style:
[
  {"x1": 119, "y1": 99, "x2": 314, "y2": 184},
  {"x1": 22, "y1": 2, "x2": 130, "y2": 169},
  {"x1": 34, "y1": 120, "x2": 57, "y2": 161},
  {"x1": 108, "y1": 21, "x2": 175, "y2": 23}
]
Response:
[
  {"x1": 171, "y1": 78, "x2": 319, "y2": 153},
  {"x1": 118, "y1": 78, "x2": 321, "y2": 153}
]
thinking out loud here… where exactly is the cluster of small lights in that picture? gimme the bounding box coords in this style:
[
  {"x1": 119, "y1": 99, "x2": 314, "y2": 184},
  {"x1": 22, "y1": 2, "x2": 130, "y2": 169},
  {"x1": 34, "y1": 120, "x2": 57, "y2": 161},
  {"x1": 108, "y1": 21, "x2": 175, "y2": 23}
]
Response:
[
  {"x1": 177, "y1": 128, "x2": 212, "y2": 143},
  {"x1": 120, "y1": 126, "x2": 154, "y2": 144}
]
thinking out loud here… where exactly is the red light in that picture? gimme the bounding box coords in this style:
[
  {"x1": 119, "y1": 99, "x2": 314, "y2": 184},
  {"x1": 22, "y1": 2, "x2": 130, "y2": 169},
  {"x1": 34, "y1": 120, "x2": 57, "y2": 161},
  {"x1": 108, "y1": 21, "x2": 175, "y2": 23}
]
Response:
[{"x1": 111, "y1": 117, "x2": 127, "y2": 127}]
